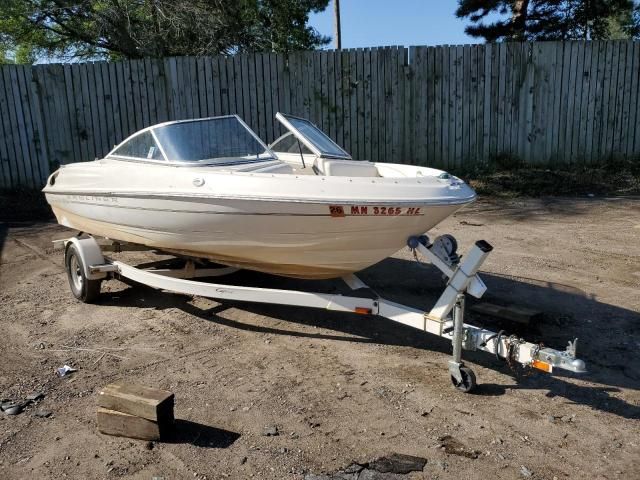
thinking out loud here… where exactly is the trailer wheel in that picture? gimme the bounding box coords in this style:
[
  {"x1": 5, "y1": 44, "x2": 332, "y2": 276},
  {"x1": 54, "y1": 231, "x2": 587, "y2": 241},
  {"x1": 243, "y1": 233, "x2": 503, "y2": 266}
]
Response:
[
  {"x1": 65, "y1": 243, "x2": 101, "y2": 303},
  {"x1": 451, "y1": 366, "x2": 476, "y2": 393}
]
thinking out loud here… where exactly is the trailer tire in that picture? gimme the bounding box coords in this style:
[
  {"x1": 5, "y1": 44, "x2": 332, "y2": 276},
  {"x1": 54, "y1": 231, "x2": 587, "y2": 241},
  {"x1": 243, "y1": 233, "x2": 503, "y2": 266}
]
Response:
[
  {"x1": 65, "y1": 243, "x2": 101, "y2": 303},
  {"x1": 451, "y1": 366, "x2": 476, "y2": 393}
]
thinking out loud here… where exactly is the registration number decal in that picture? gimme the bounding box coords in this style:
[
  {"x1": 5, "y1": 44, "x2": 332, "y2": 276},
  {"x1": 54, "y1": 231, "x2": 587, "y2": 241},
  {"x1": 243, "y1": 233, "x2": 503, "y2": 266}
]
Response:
[{"x1": 329, "y1": 205, "x2": 423, "y2": 216}]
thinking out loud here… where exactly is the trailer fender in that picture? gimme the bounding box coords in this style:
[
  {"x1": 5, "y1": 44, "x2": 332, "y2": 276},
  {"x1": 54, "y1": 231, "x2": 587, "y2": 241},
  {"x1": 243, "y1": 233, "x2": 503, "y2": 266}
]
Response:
[{"x1": 65, "y1": 237, "x2": 107, "y2": 280}]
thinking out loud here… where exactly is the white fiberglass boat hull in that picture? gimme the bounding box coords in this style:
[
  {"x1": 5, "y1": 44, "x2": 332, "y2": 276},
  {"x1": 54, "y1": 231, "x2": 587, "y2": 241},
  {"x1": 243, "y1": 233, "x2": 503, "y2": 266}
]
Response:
[{"x1": 44, "y1": 160, "x2": 475, "y2": 279}]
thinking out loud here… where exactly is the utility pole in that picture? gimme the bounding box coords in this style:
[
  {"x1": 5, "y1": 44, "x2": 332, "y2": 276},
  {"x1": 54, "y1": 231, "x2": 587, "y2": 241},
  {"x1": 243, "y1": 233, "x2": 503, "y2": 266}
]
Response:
[{"x1": 334, "y1": 0, "x2": 342, "y2": 50}]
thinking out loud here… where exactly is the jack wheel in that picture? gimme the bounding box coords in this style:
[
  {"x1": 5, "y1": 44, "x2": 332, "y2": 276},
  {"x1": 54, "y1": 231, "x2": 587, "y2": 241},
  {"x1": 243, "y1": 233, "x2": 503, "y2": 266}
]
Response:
[
  {"x1": 451, "y1": 366, "x2": 477, "y2": 393},
  {"x1": 65, "y1": 243, "x2": 101, "y2": 303}
]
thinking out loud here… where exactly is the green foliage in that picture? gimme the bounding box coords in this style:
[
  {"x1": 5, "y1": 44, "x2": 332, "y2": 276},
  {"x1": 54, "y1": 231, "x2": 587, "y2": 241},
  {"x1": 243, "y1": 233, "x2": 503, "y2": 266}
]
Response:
[
  {"x1": 0, "y1": 0, "x2": 330, "y2": 62},
  {"x1": 456, "y1": 0, "x2": 638, "y2": 41}
]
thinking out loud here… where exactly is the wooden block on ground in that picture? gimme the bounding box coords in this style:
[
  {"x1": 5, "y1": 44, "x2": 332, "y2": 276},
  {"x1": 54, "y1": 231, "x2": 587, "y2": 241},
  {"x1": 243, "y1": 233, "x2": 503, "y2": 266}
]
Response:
[
  {"x1": 470, "y1": 302, "x2": 542, "y2": 324},
  {"x1": 98, "y1": 382, "x2": 174, "y2": 423},
  {"x1": 97, "y1": 407, "x2": 166, "y2": 441}
]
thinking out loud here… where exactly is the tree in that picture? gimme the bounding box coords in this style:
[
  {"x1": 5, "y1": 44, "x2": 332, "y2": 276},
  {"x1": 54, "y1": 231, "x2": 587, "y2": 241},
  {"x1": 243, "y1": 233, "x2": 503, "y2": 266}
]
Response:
[
  {"x1": 0, "y1": 0, "x2": 330, "y2": 63},
  {"x1": 456, "y1": 0, "x2": 637, "y2": 41}
]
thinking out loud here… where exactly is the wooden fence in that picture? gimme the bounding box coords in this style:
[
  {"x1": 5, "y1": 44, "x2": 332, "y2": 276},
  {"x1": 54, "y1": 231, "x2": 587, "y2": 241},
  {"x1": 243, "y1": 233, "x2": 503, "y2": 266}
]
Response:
[{"x1": 0, "y1": 40, "x2": 638, "y2": 188}]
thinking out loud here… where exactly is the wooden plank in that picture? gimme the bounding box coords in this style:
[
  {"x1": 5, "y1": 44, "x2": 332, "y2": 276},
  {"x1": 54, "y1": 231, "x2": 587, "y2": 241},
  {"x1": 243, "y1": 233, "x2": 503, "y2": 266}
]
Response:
[
  {"x1": 579, "y1": 42, "x2": 595, "y2": 164},
  {"x1": 488, "y1": 43, "x2": 500, "y2": 159},
  {"x1": 64, "y1": 65, "x2": 84, "y2": 162},
  {"x1": 391, "y1": 47, "x2": 402, "y2": 162},
  {"x1": 630, "y1": 42, "x2": 640, "y2": 156},
  {"x1": 232, "y1": 54, "x2": 244, "y2": 117},
  {"x1": 349, "y1": 49, "x2": 358, "y2": 158},
  {"x1": 496, "y1": 43, "x2": 507, "y2": 158},
  {"x1": 98, "y1": 382, "x2": 174, "y2": 422},
  {"x1": 106, "y1": 63, "x2": 122, "y2": 146},
  {"x1": 542, "y1": 42, "x2": 558, "y2": 164},
  {"x1": 453, "y1": 45, "x2": 464, "y2": 168},
  {"x1": 369, "y1": 48, "x2": 379, "y2": 161},
  {"x1": 603, "y1": 41, "x2": 620, "y2": 160},
  {"x1": 508, "y1": 42, "x2": 521, "y2": 160},
  {"x1": 588, "y1": 41, "x2": 605, "y2": 164},
  {"x1": 8, "y1": 66, "x2": 33, "y2": 185},
  {"x1": 129, "y1": 59, "x2": 143, "y2": 130},
  {"x1": 425, "y1": 47, "x2": 436, "y2": 166},
  {"x1": 475, "y1": 45, "x2": 485, "y2": 165},
  {"x1": 205, "y1": 56, "x2": 216, "y2": 116},
  {"x1": 97, "y1": 408, "x2": 164, "y2": 441},
  {"x1": 323, "y1": 51, "x2": 334, "y2": 144},
  {"x1": 321, "y1": 51, "x2": 330, "y2": 144},
  {"x1": 91, "y1": 63, "x2": 108, "y2": 157},
  {"x1": 557, "y1": 42, "x2": 573, "y2": 164},
  {"x1": 24, "y1": 66, "x2": 50, "y2": 183},
  {"x1": 20, "y1": 66, "x2": 43, "y2": 185},
  {"x1": 216, "y1": 56, "x2": 228, "y2": 116},
  {"x1": 151, "y1": 59, "x2": 166, "y2": 123},
  {"x1": 340, "y1": 49, "x2": 351, "y2": 154},
  {"x1": 545, "y1": 42, "x2": 561, "y2": 163},
  {"x1": 0, "y1": 74, "x2": 12, "y2": 187},
  {"x1": 100, "y1": 63, "x2": 116, "y2": 153},
  {"x1": 31, "y1": 66, "x2": 56, "y2": 173},
  {"x1": 569, "y1": 42, "x2": 585, "y2": 164},
  {"x1": 0, "y1": 68, "x2": 17, "y2": 187},
  {"x1": 312, "y1": 50, "x2": 322, "y2": 129},
  {"x1": 530, "y1": 42, "x2": 547, "y2": 164},
  {"x1": 441, "y1": 46, "x2": 451, "y2": 167},
  {"x1": 482, "y1": 43, "x2": 492, "y2": 163},
  {"x1": 402, "y1": 47, "x2": 412, "y2": 163},
  {"x1": 378, "y1": 47, "x2": 388, "y2": 161},
  {"x1": 121, "y1": 60, "x2": 136, "y2": 135},
  {"x1": 275, "y1": 53, "x2": 287, "y2": 138},
  {"x1": 262, "y1": 53, "x2": 274, "y2": 142},
  {"x1": 461, "y1": 45, "x2": 471, "y2": 166},
  {"x1": 1, "y1": 67, "x2": 25, "y2": 186},
  {"x1": 384, "y1": 47, "x2": 394, "y2": 163},
  {"x1": 615, "y1": 41, "x2": 633, "y2": 157},
  {"x1": 227, "y1": 56, "x2": 239, "y2": 116},
  {"x1": 357, "y1": 48, "x2": 367, "y2": 160},
  {"x1": 163, "y1": 57, "x2": 177, "y2": 120},
  {"x1": 241, "y1": 54, "x2": 253, "y2": 127},
  {"x1": 195, "y1": 57, "x2": 207, "y2": 118},
  {"x1": 411, "y1": 47, "x2": 424, "y2": 165},
  {"x1": 253, "y1": 53, "x2": 265, "y2": 140}
]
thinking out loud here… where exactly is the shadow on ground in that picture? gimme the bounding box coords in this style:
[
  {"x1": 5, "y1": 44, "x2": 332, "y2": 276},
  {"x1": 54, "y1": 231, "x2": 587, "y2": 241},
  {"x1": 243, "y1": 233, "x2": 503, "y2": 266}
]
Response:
[
  {"x1": 96, "y1": 255, "x2": 640, "y2": 421},
  {"x1": 165, "y1": 420, "x2": 240, "y2": 448}
]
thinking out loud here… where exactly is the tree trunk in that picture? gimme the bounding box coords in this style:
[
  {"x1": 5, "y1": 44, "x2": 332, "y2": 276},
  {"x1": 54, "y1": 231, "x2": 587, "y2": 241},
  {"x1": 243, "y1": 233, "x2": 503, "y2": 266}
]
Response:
[{"x1": 512, "y1": 0, "x2": 530, "y2": 41}]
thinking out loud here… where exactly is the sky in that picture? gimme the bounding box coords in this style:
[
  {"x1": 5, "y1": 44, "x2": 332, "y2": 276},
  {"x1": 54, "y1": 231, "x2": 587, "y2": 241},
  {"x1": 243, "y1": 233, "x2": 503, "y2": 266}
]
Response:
[{"x1": 309, "y1": 0, "x2": 490, "y2": 49}]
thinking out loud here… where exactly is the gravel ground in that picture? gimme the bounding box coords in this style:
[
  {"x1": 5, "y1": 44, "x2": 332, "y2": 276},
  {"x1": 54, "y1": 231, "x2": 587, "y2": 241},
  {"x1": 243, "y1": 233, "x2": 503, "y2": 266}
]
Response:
[{"x1": 0, "y1": 196, "x2": 638, "y2": 480}]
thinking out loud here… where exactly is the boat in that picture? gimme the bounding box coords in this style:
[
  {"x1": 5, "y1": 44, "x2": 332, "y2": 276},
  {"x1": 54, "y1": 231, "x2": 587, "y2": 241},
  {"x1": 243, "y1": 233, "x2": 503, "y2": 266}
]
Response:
[{"x1": 43, "y1": 112, "x2": 476, "y2": 279}]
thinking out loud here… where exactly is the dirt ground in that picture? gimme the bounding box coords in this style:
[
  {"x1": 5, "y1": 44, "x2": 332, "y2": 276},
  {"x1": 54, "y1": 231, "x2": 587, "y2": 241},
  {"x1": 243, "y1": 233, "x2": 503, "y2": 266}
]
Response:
[{"x1": 0, "y1": 196, "x2": 638, "y2": 480}]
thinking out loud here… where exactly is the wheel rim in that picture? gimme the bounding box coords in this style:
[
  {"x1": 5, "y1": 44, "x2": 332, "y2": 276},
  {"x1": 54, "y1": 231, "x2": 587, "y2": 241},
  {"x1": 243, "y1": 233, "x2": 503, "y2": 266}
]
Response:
[{"x1": 70, "y1": 254, "x2": 83, "y2": 291}]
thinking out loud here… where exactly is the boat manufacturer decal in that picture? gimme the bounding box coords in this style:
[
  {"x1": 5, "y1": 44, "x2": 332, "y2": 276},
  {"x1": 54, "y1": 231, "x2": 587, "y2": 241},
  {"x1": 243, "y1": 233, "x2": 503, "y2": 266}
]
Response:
[
  {"x1": 331, "y1": 205, "x2": 424, "y2": 216},
  {"x1": 64, "y1": 194, "x2": 119, "y2": 204}
]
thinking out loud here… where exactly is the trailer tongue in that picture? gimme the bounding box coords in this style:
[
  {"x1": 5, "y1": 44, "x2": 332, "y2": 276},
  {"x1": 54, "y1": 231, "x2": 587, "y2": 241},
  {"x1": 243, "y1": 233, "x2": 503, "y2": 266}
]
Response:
[{"x1": 58, "y1": 234, "x2": 586, "y2": 393}]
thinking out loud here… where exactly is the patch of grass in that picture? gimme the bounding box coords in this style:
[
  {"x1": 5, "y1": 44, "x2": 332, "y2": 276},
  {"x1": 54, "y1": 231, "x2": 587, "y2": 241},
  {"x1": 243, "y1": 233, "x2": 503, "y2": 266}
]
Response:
[
  {"x1": 0, "y1": 189, "x2": 53, "y2": 222},
  {"x1": 456, "y1": 159, "x2": 640, "y2": 198}
]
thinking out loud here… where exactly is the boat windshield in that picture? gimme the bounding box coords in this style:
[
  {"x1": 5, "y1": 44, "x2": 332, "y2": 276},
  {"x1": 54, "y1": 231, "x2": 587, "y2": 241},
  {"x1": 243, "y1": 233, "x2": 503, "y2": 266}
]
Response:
[
  {"x1": 276, "y1": 112, "x2": 351, "y2": 160},
  {"x1": 109, "y1": 116, "x2": 274, "y2": 164}
]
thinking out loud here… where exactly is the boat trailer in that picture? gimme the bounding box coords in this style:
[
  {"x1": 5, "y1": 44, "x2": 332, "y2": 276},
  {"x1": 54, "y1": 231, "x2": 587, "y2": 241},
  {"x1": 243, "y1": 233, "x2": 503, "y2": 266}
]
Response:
[{"x1": 57, "y1": 234, "x2": 586, "y2": 392}]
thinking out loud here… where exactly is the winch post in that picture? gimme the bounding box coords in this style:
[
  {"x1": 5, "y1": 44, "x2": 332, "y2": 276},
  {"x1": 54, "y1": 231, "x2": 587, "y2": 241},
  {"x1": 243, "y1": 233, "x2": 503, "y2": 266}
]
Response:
[{"x1": 427, "y1": 240, "x2": 493, "y2": 321}]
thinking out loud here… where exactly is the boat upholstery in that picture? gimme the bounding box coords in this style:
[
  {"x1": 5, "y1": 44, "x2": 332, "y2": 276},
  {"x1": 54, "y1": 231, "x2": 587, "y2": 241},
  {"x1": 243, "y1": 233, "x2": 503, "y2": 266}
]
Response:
[{"x1": 315, "y1": 158, "x2": 380, "y2": 177}]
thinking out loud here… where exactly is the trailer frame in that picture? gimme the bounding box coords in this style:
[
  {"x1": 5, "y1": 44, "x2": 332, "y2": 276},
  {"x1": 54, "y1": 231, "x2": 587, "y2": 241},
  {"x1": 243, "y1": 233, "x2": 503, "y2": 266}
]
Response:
[{"x1": 57, "y1": 234, "x2": 586, "y2": 392}]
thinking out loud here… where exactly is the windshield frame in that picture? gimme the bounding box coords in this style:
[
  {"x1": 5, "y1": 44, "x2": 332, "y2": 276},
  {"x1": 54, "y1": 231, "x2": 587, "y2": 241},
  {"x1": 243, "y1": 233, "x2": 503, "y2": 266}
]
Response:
[
  {"x1": 275, "y1": 112, "x2": 351, "y2": 160},
  {"x1": 106, "y1": 114, "x2": 276, "y2": 166}
]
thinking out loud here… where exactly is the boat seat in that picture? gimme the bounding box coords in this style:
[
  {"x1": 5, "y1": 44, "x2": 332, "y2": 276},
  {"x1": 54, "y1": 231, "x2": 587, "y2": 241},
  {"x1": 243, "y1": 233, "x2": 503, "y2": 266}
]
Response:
[{"x1": 315, "y1": 158, "x2": 380, "y2": 177}]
